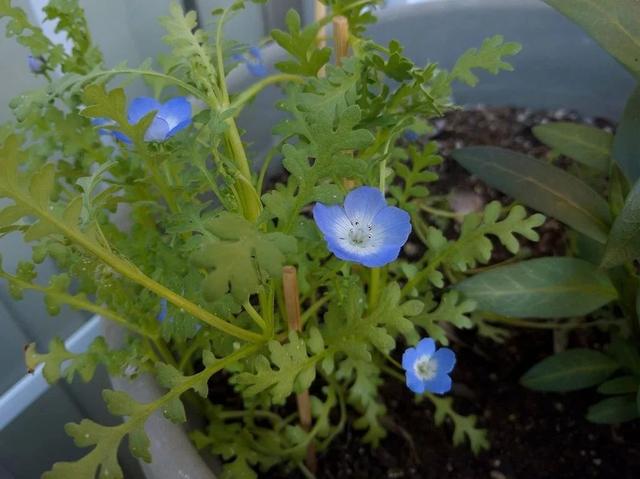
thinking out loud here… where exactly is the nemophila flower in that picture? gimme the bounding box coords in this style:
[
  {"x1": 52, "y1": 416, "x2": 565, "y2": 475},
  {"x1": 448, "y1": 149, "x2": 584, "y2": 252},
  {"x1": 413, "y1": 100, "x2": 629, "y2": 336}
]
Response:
[
  {"x1": 233, "y1": 46, "x2": 268, "y2": 78},
  {"x1": 403, "y1": 129, "x2": 419, "y2": 142},
  {"x1": 313, "y1": 186, "x2": 411, "y2": 267},
  {"x1": 28, "y1": 55, "x2": 46, "y2": 74},
  {"x1": 94, "y1": 96, "x2": 192, "y2": 143},
  {"x1": 402, "y1": 338, "x2": 456, "y2": 395}
]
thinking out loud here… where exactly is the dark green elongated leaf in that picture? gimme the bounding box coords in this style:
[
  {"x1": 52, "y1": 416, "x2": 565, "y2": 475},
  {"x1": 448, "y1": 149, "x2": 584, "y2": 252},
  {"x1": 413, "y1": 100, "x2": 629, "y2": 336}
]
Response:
[
  {"x1": 587, "y1": 396, "x2": 639, "y2": 424},
  {"x1": 452, "y1": 147, "x2": 611, "y2": 243},
  {"x1": 602, "y1": 176, "x2": 640, "y2": 267},
  {"x1": 521, "y1": 349, "x2": 619, "y2": 392},
  {"x1": 613, "y1": 86, "x2": 640, "y2": 183},
  {"x1": 597, "y1": 376, "x2": 639, "y2": 395},
  {"x1": 532, "y1": 122, "x2": 612, "y2": 171},
  {"x1": 544, "y1": 0, "x2": 640, "y2": 78},
  {"x1": 455, "y1": 257, "x2": 618, "y2": 318}
]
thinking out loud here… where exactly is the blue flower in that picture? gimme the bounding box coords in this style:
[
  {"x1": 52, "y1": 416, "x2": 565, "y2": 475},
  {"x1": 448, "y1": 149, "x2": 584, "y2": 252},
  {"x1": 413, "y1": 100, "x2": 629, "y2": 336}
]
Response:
[
  {"x1": 402, "y1": 338, "x2": 456, "y2": 394},
  {"x1": 157, "y1": 298, "x2": 168, "y2": 322},
  {"x1": 233, "y1": 46, "x2": 268, "y2": 78},
  {"x1": 28, "y1": 55, "x2": 46, "y2": 74},
  {"x1": 94, "y1": 96, "x2": 192, "y2": 143},
  {"x1": 313, "y1": 186, "x2": 411, "y2": 267},
  {"x1": 403, "y1": 129, "x2": 419, "y2": 142}
]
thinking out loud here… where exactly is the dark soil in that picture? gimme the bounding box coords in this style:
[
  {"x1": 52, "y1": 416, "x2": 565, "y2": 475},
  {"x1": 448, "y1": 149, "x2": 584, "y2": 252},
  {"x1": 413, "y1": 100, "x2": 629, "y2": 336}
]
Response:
[{"x1": 263, "y1": 107, "x2": 640, "y2": 479}]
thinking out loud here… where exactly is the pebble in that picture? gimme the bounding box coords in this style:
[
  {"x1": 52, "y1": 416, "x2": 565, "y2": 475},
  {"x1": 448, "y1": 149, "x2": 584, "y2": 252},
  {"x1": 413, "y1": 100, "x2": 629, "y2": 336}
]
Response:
[
  {"x1": 593, "y1": 458, "x2": 602, "y2": 466},
  {"x1": 490, "y1": 471, "x2": 507, "y2": 479}
]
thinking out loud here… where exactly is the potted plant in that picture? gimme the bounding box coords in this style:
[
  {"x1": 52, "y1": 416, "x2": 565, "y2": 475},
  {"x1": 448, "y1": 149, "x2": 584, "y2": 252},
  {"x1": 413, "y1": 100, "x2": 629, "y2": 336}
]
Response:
[{"x1": 1, "y1": 1, "x2": 637, "y2": 478}]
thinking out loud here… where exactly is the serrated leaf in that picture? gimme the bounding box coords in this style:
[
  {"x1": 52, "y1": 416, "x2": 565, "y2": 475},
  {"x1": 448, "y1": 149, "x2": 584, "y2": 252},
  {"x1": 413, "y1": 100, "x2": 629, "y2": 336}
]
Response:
[
  {"x1": 456, "y1": 257, "x2": 617, "y2": 318},
  {"x1": 450, "y1": 35, "x2": 521, "y2": 86},
  {"x1": 453, "y1": 146, "x2": 611, "y2": 243},
  {"x1": 102, "y1": 389, "x2": 143, "y2": 416},
  {"x1": 533, "y1": 122, "x2": 612, "y2": 172},
  {"x1": 128, "y1": 427, "x2": 152, "y2": 463},
  {"x1": 192, "y1": 212, "x2": 296, "y2": 301},
  {"x1": 521, "y1": 349, "x2": 619, "y2": 391},
  {"x1": 162, "y1": 397, "x2": 186, "y2": 424}
]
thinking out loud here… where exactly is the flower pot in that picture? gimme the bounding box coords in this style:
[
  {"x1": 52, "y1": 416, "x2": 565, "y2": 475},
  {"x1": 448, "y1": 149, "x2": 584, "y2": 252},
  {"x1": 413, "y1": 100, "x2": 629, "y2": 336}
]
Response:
[{"x1": 106, "y1": 1, "x2": 633, "y2": 477}]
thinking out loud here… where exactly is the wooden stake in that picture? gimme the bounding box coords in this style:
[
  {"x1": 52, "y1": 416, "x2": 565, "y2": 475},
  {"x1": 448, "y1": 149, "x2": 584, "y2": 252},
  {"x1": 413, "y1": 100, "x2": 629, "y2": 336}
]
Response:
[
  {"x1": 314, "y1": 1, "x2": 327, "y2": 49},
  {"x1": 333, "y1": 15, "x2": 349, "y2": 66},
  {"x1": 282, "y1": 266, "x2": 317, "y2": 473}
]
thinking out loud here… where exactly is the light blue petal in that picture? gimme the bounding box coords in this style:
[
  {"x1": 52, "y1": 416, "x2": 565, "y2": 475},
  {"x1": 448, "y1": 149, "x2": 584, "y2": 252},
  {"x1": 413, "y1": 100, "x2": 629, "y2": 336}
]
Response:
[
  {"x1": 344, "y1": 186, "x2": 387, "y2": 226},
  {"x1": 406, "y1": 369, "x2": 426, "y2": 394},
  {"x1": 158, "y1": 97, "x2": 192, "y2": 132},
  {"x1": 423, "y1": 373, "x2": 452, "y2": 395},
  {"x1": 313, "y1": 203, "x2": 350, "y2": 239},
  {"x1": 113, "y1": 131, "x2": 132, "y2": 144},
  {"x1": 247, "y1": 62, "x2": 268, "y2": 77},
  {"x1": 128, "y1": 97, "x2": 161, "y2": 124},
  {"x1": 357, "y1": 244, "x2": 402, "y2": 268},
  {"x1": 372, "y1": 206, "x2": 412, "y2": 247},
  {"x1": 145, "y1": 118, "x2": 170, "y2": 142},
  {"x1": 402, "y1": 347, "x2": 417, "y2": 370},
  {"x1": 157, "y1": 298, "x2": 168, "y2": 322},
  {"x1": 433, "y1": 347, "x2": 456, "y2": 374},
  {"x1": 415, "y1": 338, "x2": 435, "y2": 357}
]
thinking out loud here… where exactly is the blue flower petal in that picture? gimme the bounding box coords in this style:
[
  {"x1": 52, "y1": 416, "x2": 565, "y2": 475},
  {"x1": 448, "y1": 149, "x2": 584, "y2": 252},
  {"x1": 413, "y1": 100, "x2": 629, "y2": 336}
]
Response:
[
  {"x1": 158, "y1": 97, "x2": 192, "y2": 133},
  {"x1": 128, "y1": 97, "x2": 161, "y2": 124},
  {"x1": 406, "y1": 369, "x2": 426, "y2": 394},
  {"x1": 415, "y1": 338, "x2": 436, "y2": 357},
  {"x1": 432, "y1": 347, "x2": 456, "y2": 374},
  {"x1": 423, "y1": 373, "x2": 452, "y2": 395},
  {"x1": 145, "y1": 118, "x2": 171, "y2": 142},
  {"x1": 402, "y1": 347, "x2": 417, "y2": 370},
  {"x1": 247, "y1": 62, "x2": 268, "y2": 77},
  {"x1": 312, "y1": 203, "x2": 351, "y2": 239},
  {"x1": 157, "y1": 298, "x2": 168, "y2": 322},
  {"x1": 372, "y1": 206, "x2": 412, "y2": 247},
  {"x1": 344, "y1": 186, "x2": 387, "y2": 226},
  {"x1": 113, "y1": 130, "x2": 132, "y2": 144}
]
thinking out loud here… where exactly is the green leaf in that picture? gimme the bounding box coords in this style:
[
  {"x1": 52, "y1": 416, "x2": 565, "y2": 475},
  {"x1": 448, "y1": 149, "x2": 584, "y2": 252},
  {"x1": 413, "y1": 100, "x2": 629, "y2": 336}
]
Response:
[
  {"x1": 544, "y1": 0, "x2": 640, "y2": 78},
  {"x1": 271, "y1": 9, "x2": 331, "y2": 76},
  {"x1": 602, "y1": 176, "x2": 640, "y2": 267},
  {"x1": 162, "y1": 397, "x2": 187, "y2": 424},
  {"x1": 521, "y1": 349, "x2": 619, "y2": 391},
  {"x1": 597, "y1": 376, "x2": 639, "y2": 395},
  {"x1": 532, "y1": 122, "x2": 612, "y2": 171},
  {"x1": 613, "y1": 86, "x2": 640, "y2": 183},
  {"x1": 102, "y1": 390, "x2": 144, "y2": 416},
  {"x1": 233, "y1": 332, "x2": 315, "y2": 404},
  {"x1": 450, "y1": 35, "x2": 521, "y2": 87},
  {"x1": 192, "y1": 212, "x2": 297, "y2": 301},
  {"x1": 452, "y1": 146, "x2": 611, "y2": 243},
  {"x1": 414, "y1": 291, "x2": 476, "y2": 345},
  {"x1": 430, "y1": 395, "x2": 489, "y2": 455},
  {"x1": 586, "y1": 395, "x2": 639, "y2": 424},
  {"x1": 456, "y1": 257, "x2": 617, "y2": 318},
  {"x1": 128, "y1": 427, "x2": 152, "y2": 463}
]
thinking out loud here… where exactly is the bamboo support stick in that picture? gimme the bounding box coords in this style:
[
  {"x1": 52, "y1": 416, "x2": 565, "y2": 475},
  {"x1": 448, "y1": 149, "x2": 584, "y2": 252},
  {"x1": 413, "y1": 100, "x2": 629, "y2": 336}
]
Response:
[
  {"x1": 282, "y1": 266, "x2": 317, "y2": 473},
  {"x1": 333, "y1": 15, "x2": 349, "y2": 66}
]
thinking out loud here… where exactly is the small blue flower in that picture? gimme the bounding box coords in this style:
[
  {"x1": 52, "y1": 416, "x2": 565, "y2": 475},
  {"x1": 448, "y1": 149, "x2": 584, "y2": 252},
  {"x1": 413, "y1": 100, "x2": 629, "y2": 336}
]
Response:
[
  {"x1": 28, "y1": 55, "x2": 46, "y2": 74},
  {"x1": 157, "y1": 298, "x2": 168, "y2": 322},
  {"x1": 313, "y1": 186, "x2": 411, "y2": 267},
  {"x1": 402, "y1": 338, "x2": 456, "y2": 394},
  {"x1": 404, "y1": 129, "x2": 419, "y2": 142},
  {"x1": 95, "y1": 96, "x2": 192, "y2": 143},
  {"x1": 233, "y1": 46, "x2": 268, "y2": 78}
]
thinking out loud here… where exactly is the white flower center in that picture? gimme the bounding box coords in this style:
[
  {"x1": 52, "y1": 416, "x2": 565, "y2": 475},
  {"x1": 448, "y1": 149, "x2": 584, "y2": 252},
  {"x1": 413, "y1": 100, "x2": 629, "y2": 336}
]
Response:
[
  {"x1": 414, "y1": 355, "x2": 438, "y2": 380},
  {"x1": 346, "y1": 220, "x2": 373, "y2": 248}
]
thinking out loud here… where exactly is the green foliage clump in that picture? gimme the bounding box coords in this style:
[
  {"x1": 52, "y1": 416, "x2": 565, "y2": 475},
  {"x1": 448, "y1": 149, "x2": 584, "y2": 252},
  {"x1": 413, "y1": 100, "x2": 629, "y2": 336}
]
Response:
[{"x1": 0, "y1": 1, "x2": 539, "y2": 477}]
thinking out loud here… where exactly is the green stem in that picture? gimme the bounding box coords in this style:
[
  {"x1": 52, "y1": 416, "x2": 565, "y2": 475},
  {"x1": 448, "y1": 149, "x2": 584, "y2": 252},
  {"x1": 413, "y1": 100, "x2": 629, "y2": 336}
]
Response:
[
  {"x1": 229, "y1": 74, "x2": 304, "y2": 114},
  {"x1": 369, "y1": 267, "x2": 381, "y2": 310},
  {"x1": 244, "y1": 301, "x2": 267, "y2": 332},
  {"x1": 419, "y1": 203, "x2": 463, "y2": 219},
  {"x1": 0, "y1": 271, "x2": 156, "y2": 339},
  {"x1": 485, "y1": 314, "x2": 621, "y2": 330},
  {"x1": 10, "y1": 191, "x2": 262, "y2": 343}
]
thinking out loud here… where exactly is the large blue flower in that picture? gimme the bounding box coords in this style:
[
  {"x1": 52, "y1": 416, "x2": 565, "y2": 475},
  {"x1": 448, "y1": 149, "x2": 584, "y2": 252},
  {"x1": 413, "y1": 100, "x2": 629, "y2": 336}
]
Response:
[
  {"x1": 313, "y1": 186, "x2": 411, "y2": 267},
  {"x1": 96, "y1": 96, "x2": 192, "y2": 143},
  {"x1": 233, "y1": 46, "x2": 268, "y2": 78},
  {"x1": 402, "y1": 338, "x2": 456, "y2": 395}
]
